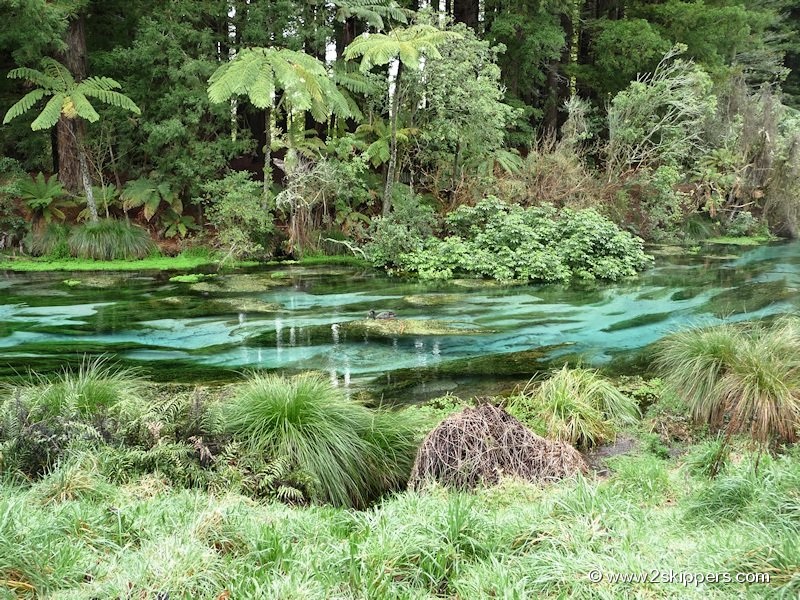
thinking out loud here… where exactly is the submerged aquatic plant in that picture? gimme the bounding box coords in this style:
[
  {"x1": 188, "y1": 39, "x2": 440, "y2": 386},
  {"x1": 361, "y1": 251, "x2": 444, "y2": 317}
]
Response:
[
  {"x1": 508, "y1": 365, "x2": 640, "y2": 448},
  {"x1": 221, "y1": 372, "x2": 420, "y2": 507},
  {"x1": 655, "y1": 318, "x2": 800, "y2": 445}
]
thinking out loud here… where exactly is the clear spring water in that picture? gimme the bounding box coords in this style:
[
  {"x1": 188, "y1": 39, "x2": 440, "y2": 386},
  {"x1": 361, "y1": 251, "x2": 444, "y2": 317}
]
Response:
[{"x1": 1, "y1": 242, "x2": 798, "y2": 399}]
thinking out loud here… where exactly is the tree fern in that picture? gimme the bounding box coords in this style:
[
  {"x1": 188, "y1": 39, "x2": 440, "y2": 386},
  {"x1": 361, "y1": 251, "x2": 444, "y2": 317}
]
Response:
[
  {"x1": 3, "y1": 57, "x2": 140, "y2": 222},
  {"x1": 333, "y1": 0, "x2": 409, "y2": 30},
  {"x1": 344, "y1": 24, "x2": 460, "y2": 212},
  {"x1": 122, "y1": 176, "x2": 180, "y2": 221}
]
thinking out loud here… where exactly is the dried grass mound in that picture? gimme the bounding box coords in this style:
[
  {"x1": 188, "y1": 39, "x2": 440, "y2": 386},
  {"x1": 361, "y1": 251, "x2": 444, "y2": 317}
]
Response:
[{"x1": 409, "y1": 404, "x2": 587, "y2": 491}]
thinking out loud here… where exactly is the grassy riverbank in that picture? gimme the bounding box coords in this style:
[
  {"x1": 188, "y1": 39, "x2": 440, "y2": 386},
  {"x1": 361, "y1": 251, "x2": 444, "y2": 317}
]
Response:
[
  {"x1": 0, "y1": 251, "x2": 369, "y2": 272},
  {"x1": 1, "y1": 442, "x2": 796, "y2": 599}
]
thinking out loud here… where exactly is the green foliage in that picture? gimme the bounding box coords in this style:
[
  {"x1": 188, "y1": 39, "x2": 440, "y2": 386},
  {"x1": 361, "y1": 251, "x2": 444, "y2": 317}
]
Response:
[
  {"x1": 18, "y1": 172, "x2": 73, "y2": 223},
  {"x1": 0, "y1": 358, "x2": 148, "y2": 476},
  {"x1": 200, "y1": 171, "x2": 275, "y2": 258},
  {"x1": 344, "y1": 24, "x2": 460, "y2": 71},
  {"x1": 508, "y1": 366, "x2": 640, "y2": 449},
  {"x1": 607, "y1": 46, "x2": 716, "y2": 173},
  {"x1": 220, "y1": 372, "x2": 421, "y2": 508},
  {"x1": 28, "y1": 222, "x2": 70, "y2": 258},
  {"x1": 209, "y1": 47, "x2": 350, "y2": 123},
  {"x1": 725, "y1": 211, "x2": 766, "y2": 238},
  {"x1": 3, "y1": 57, "x2": 140, "y2": 130},
  {"x1": 67, "y1": 219, "x2": 156, "y2": 260},
  {"x1": 581, "y1": 18, "x2": 670, "y2": 97},
  {"x1": 406, "y1": 23, "x2": 519, "y2": 199},
  {"x1": 122, "y1": 177, "x2": 182, "y2": 222},
  {"x1": 377, "y1": 196, "x2": 652, "y2": 282},
  {"x1": 655, "y1": 318, "x2": 800, "y2": 445},
  {"x1": 364, "y1": 188, "x2": 438, "y2": 268}
]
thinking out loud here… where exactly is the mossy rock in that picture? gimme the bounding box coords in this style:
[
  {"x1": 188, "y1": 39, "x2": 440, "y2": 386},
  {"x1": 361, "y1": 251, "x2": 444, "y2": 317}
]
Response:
[
  {"x1": 190, "y1": 274, "x2": 287, "y2": 293},
  {"x1": 170, "y1": 273, "x2": 214, "y2": 283},
  {"x1": 213, "y1": 298, "x2": 281, "y2": 313},
  {"x1": 341, "y1": 318, "x2": 492, "y2": 336},
  {"x1": 61, "y1": 275, "x2": 122, "y2": 288},
  {"x1": 403, "y1": 294, "x2": 462, "y2": 306}
]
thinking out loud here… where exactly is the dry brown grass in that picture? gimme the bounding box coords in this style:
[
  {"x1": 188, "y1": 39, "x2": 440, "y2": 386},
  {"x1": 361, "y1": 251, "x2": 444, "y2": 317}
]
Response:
[{"x1": 409, "y1": 403, "x2": 587, "y2": 491}]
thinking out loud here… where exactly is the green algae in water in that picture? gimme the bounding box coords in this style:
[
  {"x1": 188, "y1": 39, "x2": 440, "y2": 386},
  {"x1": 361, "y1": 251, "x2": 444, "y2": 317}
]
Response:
[
  {"x1": 169, "y1": 273, "x2": 214, "y2": 283},
  {"x1": 602, "y1": 311, "x2": 673, "y2": 332},
  {"x1": 700, "y1": 280, "x2": 796, "y2": 317}
]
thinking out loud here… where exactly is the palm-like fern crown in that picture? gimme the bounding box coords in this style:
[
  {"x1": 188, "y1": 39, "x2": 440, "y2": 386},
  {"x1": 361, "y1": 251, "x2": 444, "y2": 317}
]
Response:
[
  {"x1": 3, "y1": 58, "x2": 140, "y2": 130},
  {"x1": 208, "y1": 47, "x2": 350, "y2": 123},
  {"x1": 333, "y1": 0, "x2": 409, "y2": 30},
  {"x1": 343, "y1": 24, "x2": 461, "y2": 71}
]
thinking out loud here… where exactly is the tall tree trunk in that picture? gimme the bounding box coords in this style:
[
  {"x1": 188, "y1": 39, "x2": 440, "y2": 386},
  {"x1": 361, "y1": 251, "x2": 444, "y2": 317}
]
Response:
[
  {"x1": 453, "y1": 0, "x2": 479, "y2": 30},
  {"x1": 76, "y1": 125, "x2": 98, "y2": 222},
  {"x1": 263, "y1": 105, "x2": 272, "y2": 200},
  {"x1": 383, "y1": 63, "x2": 403, "y2": 215},
  {"x1": 56, "y1": 14, "x2": 88, "y2": 194}
]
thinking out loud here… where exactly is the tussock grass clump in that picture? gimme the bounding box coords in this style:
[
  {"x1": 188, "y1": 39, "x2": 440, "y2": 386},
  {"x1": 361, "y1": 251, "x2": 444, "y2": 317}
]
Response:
[
  {"x1": 508, "y1": 365, "x2": 640, "y2": 448},
  {"x1": 68, "y1": 218, "x2": 155, "y2": 260},
  {"x1": 221, "y1": 372, "x2": 421, "y2": 508},
  {"x1": 0, "y1": 358, "x2": 148, "y2": 476},
  {"x1": 28, "y1": 222, "x2": 70, "y2": 257},
  {"x1": 655, "y1": 318, "x2": 800, "y2": 445},
  {"x1": 409, "y1": 403, "x2": 587, "y2": 491}
]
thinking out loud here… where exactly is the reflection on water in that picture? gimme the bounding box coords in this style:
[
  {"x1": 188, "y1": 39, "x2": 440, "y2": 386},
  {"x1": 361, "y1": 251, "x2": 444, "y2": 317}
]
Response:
[{"x1": 1, "y1": 242, "x2": 799, "y2": 390}]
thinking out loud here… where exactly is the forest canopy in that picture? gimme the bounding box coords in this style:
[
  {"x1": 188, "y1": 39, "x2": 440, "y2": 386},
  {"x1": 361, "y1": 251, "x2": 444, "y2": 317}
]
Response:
[{"x1": 1, "y1": 0, "x2": 799, "y2": 279}]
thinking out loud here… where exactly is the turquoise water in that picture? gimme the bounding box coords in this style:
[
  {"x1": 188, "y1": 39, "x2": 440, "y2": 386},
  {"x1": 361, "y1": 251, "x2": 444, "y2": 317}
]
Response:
[{"x1": 1, "y1": 242, "x2": 798, "y2": 397}]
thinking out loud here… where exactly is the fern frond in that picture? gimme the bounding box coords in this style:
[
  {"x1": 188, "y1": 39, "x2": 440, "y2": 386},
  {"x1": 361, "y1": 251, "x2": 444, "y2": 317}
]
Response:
[
  {"x1": 2, "y1": 89, "x2": 46, "y2": 124},
  {"x1": 70, "y1": 91, "x2": 100, "y2": 122},
  {"x1": 79, "y1": 85, "x2": 141, "y2": 115},
  {"x1": 30, "y1": 94, "x2": 65, "y2": 130},
  {"x1": 6, "y1": 66, "x2": 59, "y2": 91}
]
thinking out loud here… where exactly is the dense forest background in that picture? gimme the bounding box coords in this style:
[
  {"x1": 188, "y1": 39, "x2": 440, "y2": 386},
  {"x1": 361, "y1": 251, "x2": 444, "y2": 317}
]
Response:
[{"x1": 1, "y1": 0, "x2": 799, "y2": 268}]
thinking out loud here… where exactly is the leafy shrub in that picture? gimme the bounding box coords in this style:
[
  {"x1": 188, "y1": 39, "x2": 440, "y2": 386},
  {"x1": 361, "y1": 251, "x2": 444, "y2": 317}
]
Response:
[
  {"x1": 725, "y1": 211, "x2": 764, "y2": 237},
  {"x1": 220, "y1": 372, "x2": 421, "y2": 507},
  {"x1": 374, "y1": 196, "x2": 652, "y2": 282},
  {"x1": 508, "y1": 366, "x2": 639, "y2": 448},
  {"x1": 68, "y1": 219, "x2": 155, "y2": 260},
  {"x1": 364, "y1": 188, "x2": 439, "y2": 268},
  {"x1": 200, "y1": 171, "x2": 274, "y2": 259},
  {"x1": 0, "y1": 359, "x2": 148, "y2": 476},
  {"x1": 655, "y1": 318, "x2": 800, "y2": 445}
]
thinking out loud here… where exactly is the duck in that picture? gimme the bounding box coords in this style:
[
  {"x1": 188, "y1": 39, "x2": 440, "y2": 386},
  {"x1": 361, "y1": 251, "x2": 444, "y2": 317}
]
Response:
[{"x1": 368, "y1": 309, "x2": 396, "y2": 320}]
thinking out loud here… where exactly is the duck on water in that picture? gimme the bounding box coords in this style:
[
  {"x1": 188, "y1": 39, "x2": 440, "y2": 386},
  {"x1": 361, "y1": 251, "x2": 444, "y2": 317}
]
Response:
[{"x1": 368, "y1": 309, "x2": 396, "y2": 320}]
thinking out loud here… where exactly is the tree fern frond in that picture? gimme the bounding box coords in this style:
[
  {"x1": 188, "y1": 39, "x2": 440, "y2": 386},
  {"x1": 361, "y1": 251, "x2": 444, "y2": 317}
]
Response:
[
  {"x1": 70, "y1": 91, "x2": 100, "y2": 122},
  {"x1": 30, "y1": 94, "x2": 65, "y2": 130},
  {"x1": 81, "y1": 76, "x2": 123, "y2": 92},
  {"x1": 79, "y1": 86, "x2": 141, "y2": 114},
  {"x1": 6, "y1": 67, "x2": 59, "y2": 91},
  {"x1": 2, "y1": 89, "x2": 46, "y2": 125}
]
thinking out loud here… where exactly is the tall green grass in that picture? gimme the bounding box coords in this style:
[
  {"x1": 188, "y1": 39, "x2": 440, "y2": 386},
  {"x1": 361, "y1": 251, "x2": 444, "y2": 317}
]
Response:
[
  {"x1": 221, "y1": 372, "x2": 421, "y2": 508},
  {"x1": 0, "y1": 447, "x2": 797, "y2": 599},
  {"x1": 655, "y1": 318, "x2": 800, "y2": 444},
  {"x1": 68, "y1": 219, "x2": 155, "y2": 260},
  {"x1": 508, "y1": 365, "x2": 639, "y2": 448},
  {"x1": 0, "y1": 358, "x2": 147, "y2": 475}
]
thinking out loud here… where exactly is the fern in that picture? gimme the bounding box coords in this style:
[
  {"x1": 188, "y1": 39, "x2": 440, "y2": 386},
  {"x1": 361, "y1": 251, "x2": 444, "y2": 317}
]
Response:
[
  {"x1": 122, "y1": 176, "x2": 180, "y2": 221},
  {"x1": 3, "y1": 57, "x2": 140, "y2": 131},
  {"x1": 333, "y1": 0, "x2": 409, "y2": 30},
  {"x1": 343, "y1": 24, "x2": 460, "y2": 71},
  {"x1": 208, "y1": 47, "x2": 350, "y2": 124}
]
